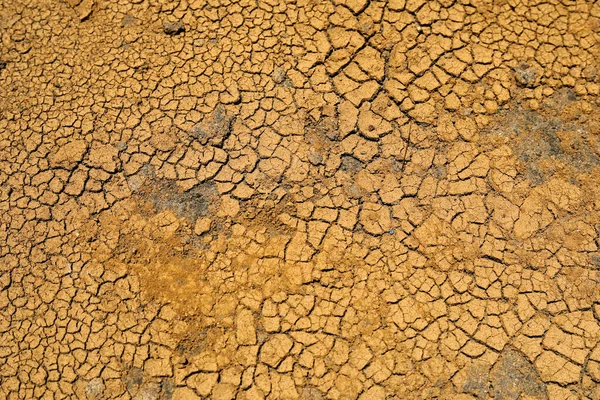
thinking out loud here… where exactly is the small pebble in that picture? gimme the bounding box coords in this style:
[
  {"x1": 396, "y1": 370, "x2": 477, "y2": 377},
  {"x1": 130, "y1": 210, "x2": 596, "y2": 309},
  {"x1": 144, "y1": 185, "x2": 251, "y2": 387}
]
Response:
[{"x1": 163, "y1": 21, "x2": 185, "y2": 35}]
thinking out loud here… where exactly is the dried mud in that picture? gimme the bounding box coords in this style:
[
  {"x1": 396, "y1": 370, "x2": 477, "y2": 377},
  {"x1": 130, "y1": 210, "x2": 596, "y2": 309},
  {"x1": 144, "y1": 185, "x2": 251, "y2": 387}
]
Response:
[{"x1": 2, "y1": 0, "x2": 600, "y2": 399}]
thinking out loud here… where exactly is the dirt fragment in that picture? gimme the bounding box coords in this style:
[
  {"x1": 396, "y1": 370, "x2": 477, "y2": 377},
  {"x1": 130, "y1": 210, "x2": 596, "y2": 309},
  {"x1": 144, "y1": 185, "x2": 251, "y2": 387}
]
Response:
[
  {"x1": 514, "y1": 63, "x2": 538, "y2": 87},
  {"x1": 49, "y1": 140, "x2": 88, "y2": 170},
  {"x1": 191, "y1": 106, "x2": 234, "y2": 146},
  {"x1": 163, "y1": 21, "x2": 185, "y2": 35}
]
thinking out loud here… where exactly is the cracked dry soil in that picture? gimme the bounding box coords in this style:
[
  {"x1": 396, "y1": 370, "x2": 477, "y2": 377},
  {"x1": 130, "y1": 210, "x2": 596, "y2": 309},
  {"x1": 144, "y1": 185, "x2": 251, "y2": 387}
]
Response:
[{"x1": 1, "y1": 0, "x2": 600, "y2": 399}]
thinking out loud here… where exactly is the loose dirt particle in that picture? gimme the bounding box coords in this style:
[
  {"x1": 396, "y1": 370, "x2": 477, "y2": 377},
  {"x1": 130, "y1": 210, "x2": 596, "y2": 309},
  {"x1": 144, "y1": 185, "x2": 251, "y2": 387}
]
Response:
[
  {"x1": 163, "y1": 21, "x2": 185, "y2": 35},
  {"x1": 514, "y1": 63, "x2": 538, "y2": 88}
]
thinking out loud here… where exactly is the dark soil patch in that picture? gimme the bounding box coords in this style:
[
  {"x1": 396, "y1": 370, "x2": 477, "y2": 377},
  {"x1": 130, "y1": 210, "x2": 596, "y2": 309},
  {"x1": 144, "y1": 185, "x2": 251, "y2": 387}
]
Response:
[
  {"x1": 462, "y1": 363, "x2": 491, "y2": 399},
  {"x1": 340, "y1": 155, "x2": 364, "y2": 174},
  {"x1": 145, "y1": 181, "x2": 218, "y2": 221},
  {"x1": 128, "y1": 167, "x2": 219, "y2": 222},
  {"x1": 489, "y1": 348, "x2": 547, "y2": 400},
  {"x1": 487, "y1": 89, "x2": 600, "y2": 185}
]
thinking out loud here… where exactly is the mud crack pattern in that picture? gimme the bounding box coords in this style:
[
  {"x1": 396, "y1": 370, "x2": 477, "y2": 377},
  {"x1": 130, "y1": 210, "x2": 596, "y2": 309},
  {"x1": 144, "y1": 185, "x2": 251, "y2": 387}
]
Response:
[{"x1": 1, "y1": 0, "x2": 600, "y2": 399}]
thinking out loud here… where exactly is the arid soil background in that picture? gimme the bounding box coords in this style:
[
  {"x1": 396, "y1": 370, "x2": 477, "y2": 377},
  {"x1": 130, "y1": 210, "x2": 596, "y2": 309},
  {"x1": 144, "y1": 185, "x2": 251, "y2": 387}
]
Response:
[{"x1": 1, "y1": 0, "x2": 600, "y2": 399}]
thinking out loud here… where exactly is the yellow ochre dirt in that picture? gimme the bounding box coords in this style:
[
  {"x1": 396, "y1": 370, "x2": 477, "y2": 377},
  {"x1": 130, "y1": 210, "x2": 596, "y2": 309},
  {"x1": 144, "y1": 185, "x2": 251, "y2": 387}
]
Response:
[{"x1": 1, "y1": 0, "x2": 600, "y2": 399}]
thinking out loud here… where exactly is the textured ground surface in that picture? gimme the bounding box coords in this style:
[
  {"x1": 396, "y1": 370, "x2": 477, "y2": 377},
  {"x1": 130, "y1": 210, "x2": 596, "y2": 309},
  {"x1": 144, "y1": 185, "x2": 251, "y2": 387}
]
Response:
[{"x1": 1, "y1": 0, "x2": 600, "y2": 399}]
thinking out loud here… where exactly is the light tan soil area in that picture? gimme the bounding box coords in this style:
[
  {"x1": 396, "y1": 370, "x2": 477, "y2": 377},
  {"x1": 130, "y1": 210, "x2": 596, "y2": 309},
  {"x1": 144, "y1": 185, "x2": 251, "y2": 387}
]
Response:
[{"x1": 2, "y1": 0, "x2": 600, "y2": 398}]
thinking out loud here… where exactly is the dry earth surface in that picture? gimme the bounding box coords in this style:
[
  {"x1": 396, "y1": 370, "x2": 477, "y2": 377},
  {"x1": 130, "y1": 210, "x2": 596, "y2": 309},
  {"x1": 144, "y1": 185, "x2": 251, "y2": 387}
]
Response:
[{"x1": 1, "y1": 0, "x2": 600, "y2": 399}]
